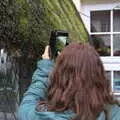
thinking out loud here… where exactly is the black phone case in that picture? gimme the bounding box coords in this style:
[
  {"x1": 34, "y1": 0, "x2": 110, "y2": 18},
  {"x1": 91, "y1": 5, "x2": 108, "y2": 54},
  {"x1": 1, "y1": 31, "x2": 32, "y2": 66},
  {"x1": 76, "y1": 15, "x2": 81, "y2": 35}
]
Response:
[{"x1": 49, "y1": 30, "x2": 69, "y2": 59}]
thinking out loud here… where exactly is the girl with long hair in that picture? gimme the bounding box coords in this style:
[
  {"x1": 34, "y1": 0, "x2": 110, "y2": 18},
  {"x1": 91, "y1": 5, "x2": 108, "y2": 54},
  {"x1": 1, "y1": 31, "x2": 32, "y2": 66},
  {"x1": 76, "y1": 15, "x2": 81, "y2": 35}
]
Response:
[{"x1": 18, "y1": 43, "x2": 120, "y2": 120}]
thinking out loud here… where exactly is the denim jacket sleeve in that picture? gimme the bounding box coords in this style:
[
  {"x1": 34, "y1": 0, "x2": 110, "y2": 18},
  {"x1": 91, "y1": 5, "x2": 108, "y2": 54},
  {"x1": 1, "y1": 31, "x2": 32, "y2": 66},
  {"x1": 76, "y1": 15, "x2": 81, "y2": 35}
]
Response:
[{"x1": 18, "y1": 59, "x2": 54, "y2": 120}]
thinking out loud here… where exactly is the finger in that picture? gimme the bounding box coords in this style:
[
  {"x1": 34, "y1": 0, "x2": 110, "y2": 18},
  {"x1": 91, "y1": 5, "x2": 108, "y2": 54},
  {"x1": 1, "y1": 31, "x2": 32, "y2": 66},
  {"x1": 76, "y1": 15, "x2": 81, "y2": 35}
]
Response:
[
  {"x1": 44, "y1": 45, "x2": 49, "y2": 54},
  {"x1": 42, "y1": 54, "x2": 44, "y2": 58},
  {"x1": 57, "y1": 51, "x2": 61, "y2": 55}
]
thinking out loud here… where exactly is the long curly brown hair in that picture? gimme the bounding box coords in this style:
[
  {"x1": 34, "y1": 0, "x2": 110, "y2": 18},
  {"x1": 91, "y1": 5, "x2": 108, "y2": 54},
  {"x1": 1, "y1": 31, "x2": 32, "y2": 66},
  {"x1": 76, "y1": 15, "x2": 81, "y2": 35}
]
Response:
[{"x1": 40, "y1": 43, "x2": 115, "y2": 120}]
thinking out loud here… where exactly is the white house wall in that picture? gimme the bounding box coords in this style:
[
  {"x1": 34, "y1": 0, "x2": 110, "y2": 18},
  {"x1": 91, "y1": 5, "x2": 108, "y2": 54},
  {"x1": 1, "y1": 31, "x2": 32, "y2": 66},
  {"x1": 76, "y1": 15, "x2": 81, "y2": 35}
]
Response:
[
  {"x1": 72, "y1": 0, "x2": 81, "y2": 12},
  {"x1": 73, "y1": 0, "x2": 120, "y2": 33},
  {"x1": 81, "y1": 0, "x2": 120, "y2": 4},
  {"x1": 73, "y1": 0, "x2": 120, "y2": 70}
]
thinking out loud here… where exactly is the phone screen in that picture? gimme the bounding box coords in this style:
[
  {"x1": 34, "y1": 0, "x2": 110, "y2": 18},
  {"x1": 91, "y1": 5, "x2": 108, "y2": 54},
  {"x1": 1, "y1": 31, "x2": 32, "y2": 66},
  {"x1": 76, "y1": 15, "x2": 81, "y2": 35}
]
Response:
[
  {"x1": 49, "y1": 30, "x2": 69, "y2": 60},
  {"x1": 56, "y1": 36, "x2": 68, "y2": 52}
]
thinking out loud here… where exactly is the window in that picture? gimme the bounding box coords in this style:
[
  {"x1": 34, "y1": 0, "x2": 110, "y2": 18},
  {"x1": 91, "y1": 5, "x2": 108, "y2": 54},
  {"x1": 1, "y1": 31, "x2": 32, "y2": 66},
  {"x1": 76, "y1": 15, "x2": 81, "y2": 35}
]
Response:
[{"x1": 90, "y1": 10, "x2": 120, "y2": 95}]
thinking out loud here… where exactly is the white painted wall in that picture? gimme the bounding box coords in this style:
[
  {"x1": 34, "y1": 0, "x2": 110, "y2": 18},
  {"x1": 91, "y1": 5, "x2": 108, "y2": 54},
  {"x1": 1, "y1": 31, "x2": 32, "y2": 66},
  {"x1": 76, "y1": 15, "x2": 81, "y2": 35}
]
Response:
[{"x1": 72, "y1": 0, "x2": 81, "y2": 12}]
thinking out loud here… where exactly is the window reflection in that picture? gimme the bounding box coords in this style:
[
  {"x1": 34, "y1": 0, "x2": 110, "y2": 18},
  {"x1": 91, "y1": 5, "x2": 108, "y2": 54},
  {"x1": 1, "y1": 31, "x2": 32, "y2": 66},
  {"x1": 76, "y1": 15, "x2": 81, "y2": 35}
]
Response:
[
  {"x1": 113, "y1": 71, "x2": 120, "y2": 92},
  {"x1": 113, "y1": 10, "x2": 120, "y2": 32},
  {"x1": 106, "y1": 71, "x2": 111, "y2": 80},
  {"x1": 91, "y1": 11, "x2": 110, "y2": 32},
  {"x1": 91, "y1": 35, "x2": 111, "y2": 56},
  {"x1": 113, "y1": 34, "x2": 120, "y2": 56}
]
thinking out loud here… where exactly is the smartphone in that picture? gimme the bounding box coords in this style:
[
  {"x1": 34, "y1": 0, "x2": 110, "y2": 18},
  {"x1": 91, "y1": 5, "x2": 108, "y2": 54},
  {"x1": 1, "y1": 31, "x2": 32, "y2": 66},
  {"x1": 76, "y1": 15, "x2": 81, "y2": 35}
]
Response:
[{"x1": 49, "y1": 30, "x2": 69, "y2": 59}]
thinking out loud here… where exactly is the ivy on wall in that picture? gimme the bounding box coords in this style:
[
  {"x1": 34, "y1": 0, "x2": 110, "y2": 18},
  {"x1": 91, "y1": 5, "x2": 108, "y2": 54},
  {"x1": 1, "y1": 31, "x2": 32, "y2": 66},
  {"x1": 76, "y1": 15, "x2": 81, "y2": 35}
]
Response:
[
  {"x1": 0, "y1": 1, "x2": 90, "y2": 114},
  {"x1": 0, "y1": 0, "x2": 89, "y2": 59}
]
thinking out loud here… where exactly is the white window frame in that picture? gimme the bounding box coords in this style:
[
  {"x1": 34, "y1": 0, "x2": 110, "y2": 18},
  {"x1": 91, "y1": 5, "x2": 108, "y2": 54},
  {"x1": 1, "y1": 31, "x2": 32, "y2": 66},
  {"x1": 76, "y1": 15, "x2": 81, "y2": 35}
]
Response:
[{"x1": 90, "y1": 9, "x2": 120, "y2": 95}]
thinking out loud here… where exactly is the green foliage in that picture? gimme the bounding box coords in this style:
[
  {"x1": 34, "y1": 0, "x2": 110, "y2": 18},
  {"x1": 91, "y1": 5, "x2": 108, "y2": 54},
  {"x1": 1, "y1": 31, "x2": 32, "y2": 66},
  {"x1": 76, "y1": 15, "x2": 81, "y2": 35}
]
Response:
[
  {"x1": 0, "y1": 0, "x2": 19, "y2": 45},
  {"x1": 41, "y1": 0, "x2": 89, "y2": 43},
  {"x1": 0, "y1": 0, "x2": 89, "y2": 59},
  {"x1": 0, "y1": 0, "x2": 89, "y2": 106}
]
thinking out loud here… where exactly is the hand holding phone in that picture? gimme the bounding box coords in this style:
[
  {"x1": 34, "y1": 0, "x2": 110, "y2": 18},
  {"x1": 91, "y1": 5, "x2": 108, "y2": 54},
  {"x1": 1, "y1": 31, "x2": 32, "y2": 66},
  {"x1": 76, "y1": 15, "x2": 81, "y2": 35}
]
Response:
[
  {"x1": 49, "y1": 30, "x2": 69, "y2": 60},
  {"x1": 42, "y1": 45, "x2": 50, "y2": 59}
]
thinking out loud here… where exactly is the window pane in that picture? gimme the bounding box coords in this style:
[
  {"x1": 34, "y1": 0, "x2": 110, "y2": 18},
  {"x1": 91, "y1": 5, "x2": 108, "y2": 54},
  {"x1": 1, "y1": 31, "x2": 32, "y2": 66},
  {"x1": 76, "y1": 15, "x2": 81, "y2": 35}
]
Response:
[
  {"x1": 91, "y1": 35, "x2": 111, "y2": 56},
  {"x1": 106, "y1": 71, "x2": 111, "y2": 80},
  {"x1": 91, "y1": 11, "x2": 110, "y2": 32},
  {"x1": 113, "y1": 71, "x2": 120, "y2": 92},
  {"x1": 113, "y1": 34, "x2": 120, "y2": 56},
  {"x1": 106, "y1": 71, "x2": 111, "y2": 90},
  {"x1": 113, "y1": 10, "x2": 120, "y2": 32}
]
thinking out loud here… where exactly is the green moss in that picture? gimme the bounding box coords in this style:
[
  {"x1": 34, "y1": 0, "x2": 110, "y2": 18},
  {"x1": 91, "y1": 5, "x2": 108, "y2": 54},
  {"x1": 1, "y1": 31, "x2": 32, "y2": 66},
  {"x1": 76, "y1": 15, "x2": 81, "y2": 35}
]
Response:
[
  {"x1": 41, "y1": 0, "x2": 89, "y2": 43},
  {"x1": 16, "y1": 0, "x2": 26, "y2": 5},
  {"x1": 0, "y1": 0, "x2": 89, "y2": 58}
]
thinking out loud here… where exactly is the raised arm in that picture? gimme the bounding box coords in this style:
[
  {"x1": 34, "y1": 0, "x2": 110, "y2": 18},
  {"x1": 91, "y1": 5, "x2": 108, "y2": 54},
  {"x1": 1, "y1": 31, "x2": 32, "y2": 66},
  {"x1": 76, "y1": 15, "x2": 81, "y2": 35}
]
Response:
[{"x1": 18, "y1": 46, "x2": 54, "y2": 120}]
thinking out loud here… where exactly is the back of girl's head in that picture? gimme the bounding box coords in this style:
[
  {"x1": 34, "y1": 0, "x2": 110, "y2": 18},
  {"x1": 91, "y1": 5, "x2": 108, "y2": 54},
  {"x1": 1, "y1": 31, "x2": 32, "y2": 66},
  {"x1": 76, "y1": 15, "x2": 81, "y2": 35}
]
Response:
[{"x1": 48, "y1": 43, "x2": 114, "y2": 120}]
